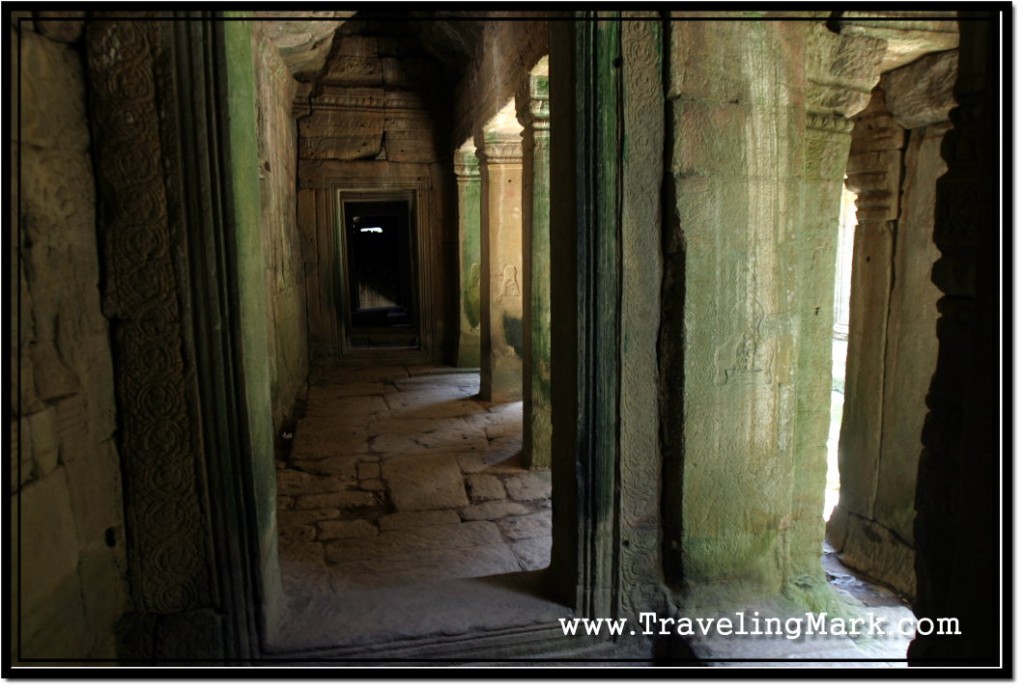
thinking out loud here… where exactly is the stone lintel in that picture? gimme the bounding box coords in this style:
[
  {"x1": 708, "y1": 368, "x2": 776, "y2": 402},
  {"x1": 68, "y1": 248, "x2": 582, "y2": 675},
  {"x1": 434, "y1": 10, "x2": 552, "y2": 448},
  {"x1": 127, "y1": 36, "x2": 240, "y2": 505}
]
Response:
[
  {"x1": 881, "y1": 49, "x2": 958, "y2": 129},
  {"x1": 805, "y1": 23, "x2": 888, "y2": 119}
]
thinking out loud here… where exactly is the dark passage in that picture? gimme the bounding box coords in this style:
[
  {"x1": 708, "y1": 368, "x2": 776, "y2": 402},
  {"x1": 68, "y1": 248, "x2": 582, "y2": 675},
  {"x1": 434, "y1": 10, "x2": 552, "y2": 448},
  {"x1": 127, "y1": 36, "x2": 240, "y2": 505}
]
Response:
[{"x1": 343, "y1": 199, "x2": 418, "y2": 347}]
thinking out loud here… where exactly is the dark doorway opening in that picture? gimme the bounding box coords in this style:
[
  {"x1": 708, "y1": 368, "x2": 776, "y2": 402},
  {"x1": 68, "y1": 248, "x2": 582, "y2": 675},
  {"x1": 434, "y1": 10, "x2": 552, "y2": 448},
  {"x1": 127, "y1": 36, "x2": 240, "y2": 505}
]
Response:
[{"x1": 340, "y1": 197, "x2": 419, "y2": 349}]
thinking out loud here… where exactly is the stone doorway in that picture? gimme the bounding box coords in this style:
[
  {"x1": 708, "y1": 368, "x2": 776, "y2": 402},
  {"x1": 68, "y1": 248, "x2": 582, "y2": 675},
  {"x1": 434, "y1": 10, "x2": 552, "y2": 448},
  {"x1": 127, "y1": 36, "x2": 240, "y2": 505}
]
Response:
[{"x1": 340, "y1": 195, "x2": 419, "y2": 349}]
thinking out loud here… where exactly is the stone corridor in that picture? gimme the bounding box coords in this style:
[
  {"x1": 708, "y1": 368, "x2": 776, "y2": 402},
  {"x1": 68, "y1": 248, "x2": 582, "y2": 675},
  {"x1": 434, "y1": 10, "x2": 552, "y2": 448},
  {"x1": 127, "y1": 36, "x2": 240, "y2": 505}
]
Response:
[{"x1": 275, "y1": 365, "x2": 552, "y2": 600}]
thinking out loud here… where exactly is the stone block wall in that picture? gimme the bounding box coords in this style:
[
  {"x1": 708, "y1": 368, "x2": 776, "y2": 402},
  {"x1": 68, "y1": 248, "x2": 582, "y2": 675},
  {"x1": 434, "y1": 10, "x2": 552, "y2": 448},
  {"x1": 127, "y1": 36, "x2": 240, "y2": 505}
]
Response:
[
  {"x1": 297, "y1": 25, "x2": 453, "y2": 361},
  {"x1": 12, "y1": 17, "x2": 129, "y2": 660},
  {"x1": 827, "y1": 52, "x2": 957, "y2": 598},
  {"x1": 252, "y1": 26, "x2": 310, "y2": 433}
]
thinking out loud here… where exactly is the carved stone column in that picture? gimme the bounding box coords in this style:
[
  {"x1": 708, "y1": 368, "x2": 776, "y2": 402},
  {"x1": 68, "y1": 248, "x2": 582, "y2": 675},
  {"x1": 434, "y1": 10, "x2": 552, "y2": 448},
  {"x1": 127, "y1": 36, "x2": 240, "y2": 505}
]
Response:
[
  {"x1": 790, "y1": 24, "x2": 887, "y2": 583},
  {"x1": 477, "y1": 128, "x2": 524, "y2": 403},
  {"x1": 519, "y1": 72, "x2": 551, "y2": 469},
  {"x1": 454, "y1": 146, "x2": 482, "y2": 368}
]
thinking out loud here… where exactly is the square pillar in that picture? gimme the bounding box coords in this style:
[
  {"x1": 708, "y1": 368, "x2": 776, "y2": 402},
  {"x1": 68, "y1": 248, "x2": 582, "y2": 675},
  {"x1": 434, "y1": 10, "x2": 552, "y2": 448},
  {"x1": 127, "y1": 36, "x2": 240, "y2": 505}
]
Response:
[
  {"x1": 454, "y1": 146, "x2": 482, "y2": 368},
  {"x1": 477, "y1": 129, "x2": 524, "y2": 402},
  {"x1": 520, "y1": 74, "x2": 551, "y2": 469}
]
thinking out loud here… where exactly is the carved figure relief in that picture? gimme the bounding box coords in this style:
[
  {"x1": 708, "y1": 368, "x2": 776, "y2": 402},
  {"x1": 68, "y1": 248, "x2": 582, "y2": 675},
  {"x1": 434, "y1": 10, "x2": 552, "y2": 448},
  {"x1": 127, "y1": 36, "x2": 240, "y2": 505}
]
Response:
[{"x1": 501, "y1": 264, "x2": 521, "y2": 298}]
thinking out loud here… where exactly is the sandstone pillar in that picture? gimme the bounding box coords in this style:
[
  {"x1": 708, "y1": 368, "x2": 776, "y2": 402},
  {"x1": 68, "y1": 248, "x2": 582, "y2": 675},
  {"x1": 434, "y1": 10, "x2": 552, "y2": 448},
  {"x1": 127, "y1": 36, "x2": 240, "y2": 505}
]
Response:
[
  {"x1": 477, "y1": 128, "x2": 524, "y2": 402},
  {"x1": 788, "y1": 25, "x2": 887, "y2": 585},
  {"x1": 663, "y1": 19, "x2": 886, "y2": 602},
  {"x1": 826, "y1": 50, "x2": 957, "y2": 598},
  {"x1": 520, "y1": 71, "x2": 551, "y2": 469},
  {"x1": 454, "y1": 145, "x2": 482, "y2": 368}
]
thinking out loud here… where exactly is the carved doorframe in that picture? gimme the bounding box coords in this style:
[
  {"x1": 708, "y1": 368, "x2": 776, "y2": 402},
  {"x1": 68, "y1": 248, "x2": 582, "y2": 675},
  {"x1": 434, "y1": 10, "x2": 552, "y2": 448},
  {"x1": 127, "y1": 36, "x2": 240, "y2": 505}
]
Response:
[
  {"x1": 86, "y1": 14, "x2": 262, "y2": 660},
  {"x1": 330, "y1": 180, "x2": 434, "y2": 361}
]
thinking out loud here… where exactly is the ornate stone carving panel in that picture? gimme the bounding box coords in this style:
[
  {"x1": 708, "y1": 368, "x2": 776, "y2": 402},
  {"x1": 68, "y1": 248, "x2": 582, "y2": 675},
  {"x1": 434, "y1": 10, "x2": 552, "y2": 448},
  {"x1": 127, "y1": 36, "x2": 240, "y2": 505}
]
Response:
[
  {"x1": 619, "y1": 15, "x2": 666, "y2": 614},
  {"x1": 86, "y1": 19, "x2": 212, "y2": 619}
]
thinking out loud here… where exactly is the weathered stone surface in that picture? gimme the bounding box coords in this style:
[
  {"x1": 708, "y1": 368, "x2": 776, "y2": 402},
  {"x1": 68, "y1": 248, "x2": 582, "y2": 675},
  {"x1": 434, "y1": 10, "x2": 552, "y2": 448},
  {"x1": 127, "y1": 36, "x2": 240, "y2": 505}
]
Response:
[
  {"x1": 382, "y1": 456, "x2": 469, "y2": 511},
  {"x1": 324, "y1": 521, "x2": 503, "y2": 563},
  {"x1": 17, "y1": 29, "x2": 89, "y2": 150},
  {"x1": 496, "y1": 512, "x2": 551, "y2": 541},
  {"x1": 20, "y1": 146, "x2": 95, "y2": 246},
  {"x1": 294, "y1": 490, "x2": 379, "y2": 511},
  {"x1": 842, "y1": 14, "x2": 960, "y2": 73},
  {"x1": 328, "y1": 543, "x2": 521, "y2": 591},
  {"x1": 832, "y1": 510, "x2": 916, "y2": 596},
  {"x1": 299, "y1": 88, "x2": 385, "y2": 160},
  {"x1": 278, "y1": 508, "x2": 341, "y2": 530},
  {"x1": 882, "y1": 50, "x2": 958, "y2": 129},
  {"x1": 63, "y1": 440, "x2": 122, "y2": 545},
  {"x1": 290, "y1": 430, "x2": 370, "y2": 459},
  {"x1": 278, "y1": 540, "x2": 332, "y2": 597},
  {"x1": 805, "y1": 23, "x2": 887, "y2": 118},
  {"x1": 280, "y1": 525, "x2": 316, "y2": 542},
  {"x1": 15, "y1": 24, "x2": 128, "y2": 660},
  {"x1": 318, "y1": 519, "x2": 378, "y2": 541},
  {"x1": 509, "y1": 536, "x2": 552, "y2": 572},
  {"x1": 22, "y1": 405, "x2": 59, "y2": 476},
  {"x1": 77, "y1": 547, "x2": 129, "y2": 654},
  {"x1": 461, "y1": 500, "x2": 530, "y2": 522},
  {"x1": 276, "y1": 469, "x2": 359, "y2": 495},
  {"x1": 18, "y1": 467, "x2": 81, "y2": 615},
  {"x1": 383, "y1": 389, "x2": 483, "y2": 418},
  {"x1": 503, "y1": 472, "x2": 551, "y2": 502},
  {"x1": 255, "y1": 12, "x2": 353, "y2": 77},
  {"x1": 33, "y1": 12, "x2": 85, "y2": 42},
  {"x1": 358, "y1": 479, "x2": 383, "y2": 492},
  {"x1": 301, "y1": 393, "x2": 388, "y2": 416},
  {"x1": 378, "y1": 509, "x2": 462, "y2": 532},
  {"x1": 307, "y1": 381, "x2": 396, "y2": 398},
  {"x1": 291, "y1": 456, "x2": 361, "y2": 480},
  {"x1": 455, "y1": 447, "x2": 526, "y2": 475},
  {"x1": 357, "y1": 462, "x2": 379, "y2": 480},
  {"x1": 467, "y1": 473, "x2": 506, "y2": 502},
  {"x1": 414, "y1": 423, "x2": 489, "y2": 453},
  {"x1": 392, "y1": 372, "x2": 480, "y2": 392}
]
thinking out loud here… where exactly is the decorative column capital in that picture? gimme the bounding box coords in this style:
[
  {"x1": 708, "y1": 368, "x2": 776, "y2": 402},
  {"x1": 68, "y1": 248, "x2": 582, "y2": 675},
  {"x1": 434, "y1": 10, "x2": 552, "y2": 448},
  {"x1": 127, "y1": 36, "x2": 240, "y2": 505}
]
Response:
[
  {"x1": 454, "y1": 148, "x2": 481, "y2": 179},
  {"x1": 478, "y1": 129, "x2": 523, "y2": 165},
  {"x1": 804, "y1": 23, "x2": 887, "y2": 121}
]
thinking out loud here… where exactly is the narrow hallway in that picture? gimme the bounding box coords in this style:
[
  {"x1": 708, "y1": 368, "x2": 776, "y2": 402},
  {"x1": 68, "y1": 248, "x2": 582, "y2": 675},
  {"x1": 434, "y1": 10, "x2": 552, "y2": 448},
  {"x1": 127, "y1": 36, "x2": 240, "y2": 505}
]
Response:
[{"x1": 275, "y1": 365, "x2": 552, "y2": 600}]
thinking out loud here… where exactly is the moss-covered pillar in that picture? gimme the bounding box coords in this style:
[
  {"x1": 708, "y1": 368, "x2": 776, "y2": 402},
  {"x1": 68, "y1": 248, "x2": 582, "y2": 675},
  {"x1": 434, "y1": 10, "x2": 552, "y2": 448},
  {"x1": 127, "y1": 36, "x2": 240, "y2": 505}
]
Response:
[
  {"x1": 520, "y1": 70, "x2": 552, "y2": 469},
  {"x1": 665, "y1": 19, "x2": 886, "y2": 608},
  {"x1": 789, "y1": 26, "x2": 888, "y2": 595},
  {"x1": 477, "y1": 126, "x2": 524, "y2": 402},
  {"x1": 454, "y1": 145, "x2": 482, "y2": 368}
]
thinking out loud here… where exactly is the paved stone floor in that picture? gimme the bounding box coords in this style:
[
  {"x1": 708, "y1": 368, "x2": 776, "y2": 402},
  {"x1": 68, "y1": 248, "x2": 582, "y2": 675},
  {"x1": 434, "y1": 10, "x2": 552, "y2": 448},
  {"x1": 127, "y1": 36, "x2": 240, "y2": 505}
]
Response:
[{"x1": 276, "y1": 364, "x2": 552, "y2": 600}]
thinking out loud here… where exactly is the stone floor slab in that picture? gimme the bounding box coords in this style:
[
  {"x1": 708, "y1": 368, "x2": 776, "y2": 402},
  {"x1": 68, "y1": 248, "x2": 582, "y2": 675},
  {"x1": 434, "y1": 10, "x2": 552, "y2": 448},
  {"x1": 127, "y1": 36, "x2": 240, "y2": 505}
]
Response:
[
  {"x1": 381, "y1": 455, "x2": 469, "y2": 511},
  {"x1": 509, "y1": 535, "x2": 553, "y2": 571},
  {"x1": 467, "y1": 474, "x2": 507, "y2": 502},
  {"x1": 460, "y1": 500, "x2": 530, "y2": 522},
  {"x1": 324, "y1": 521, "x2": 504, "y2": 564},
  {"x1": 378, "y1": 509, "x2": 461, "y2": 532},
  {"x1": 496, "y1": 512, "x2": 551, "y2": 541},
  {"x1": 504, "y1": 472, "x2": 552, "y2": 501},
  {"x1": 293, "y1": 490, "x2": 379, "y2": 511}
]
